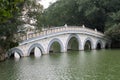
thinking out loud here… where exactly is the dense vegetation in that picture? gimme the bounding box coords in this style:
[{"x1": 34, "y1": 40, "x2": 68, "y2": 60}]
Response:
[
  {"x1": 0, "y1": 0, "x2": 24, "y2": 60},
  {"x1": 0, "y1": 0, "x2": 43, "y2": 60},
  {"x1": 37, "y1": 0, "x2": 120, "y2": 48},
  {"x1": 0, "y1": 0, "x2": 120, "y2": 60}
]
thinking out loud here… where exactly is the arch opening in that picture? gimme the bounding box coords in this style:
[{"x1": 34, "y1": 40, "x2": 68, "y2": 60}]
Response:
[
  {"x1": 9, "y1": 51, "x2": 21, "y2": 58},
  {"x1": 29, "y1": 47, "x2": 42, "y2": 57},
  {"x1": 96, "y1": 43, "x2": 102, "y2": 50},
  {"x1": 49, "y1": 41, "x2": 61, "y2": 53},
  {"x1": 105, "y1": 43, "x2": 109, "y2": 49},
  {"x1": 28, "y1": 43, "x2": 44, "y2": 57},
  {"x1": 84, "y1": 40, "x2": 92, "y2": 50},
  {"x1": 67, "y1": 37, "x2": 79, "y2": 51},
  {"x1": 30, "y1": 48, "x2": 35, "y2": 56},
  {"x1": 8, "y1": 48, "x2": 23, "y2": 58}
]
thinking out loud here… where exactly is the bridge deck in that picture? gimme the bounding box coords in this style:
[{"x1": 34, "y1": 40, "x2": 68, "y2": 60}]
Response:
[{"x1": 18, "y1": 26, "x2": 104, "y2": 43}]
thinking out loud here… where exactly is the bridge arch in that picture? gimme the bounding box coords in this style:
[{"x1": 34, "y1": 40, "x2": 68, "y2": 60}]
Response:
[
  {"x1": 83, "y1": 37, "x2": 94, "y2": 50},
  {"x1": 95, "y1": 40, "x2": 103, "y2": 49},
  {"x1": 105, "y1": 42, "x2": 110, "y2": 49},
  {"x1": 28, "y1": 43, "x2": 45, "y2": 56},
  {"x1": 7, "y1": 48, "x2": 23, "y2": 57},
  {"x1": 66, "y1": 34, "x2": 81, "y2": 51},
  {"x1": 47, "y1": 38, "x2": 64, "y2": 53}
]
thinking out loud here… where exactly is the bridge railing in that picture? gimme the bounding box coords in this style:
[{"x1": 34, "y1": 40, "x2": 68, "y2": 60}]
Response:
[{"x1": 19, "y1": 26, "x2": 104, "y2": 41}]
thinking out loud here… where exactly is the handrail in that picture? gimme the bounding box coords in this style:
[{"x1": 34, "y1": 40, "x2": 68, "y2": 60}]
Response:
[{"x1": 19, "y1": 26, "x2": 104, "y2": 41}]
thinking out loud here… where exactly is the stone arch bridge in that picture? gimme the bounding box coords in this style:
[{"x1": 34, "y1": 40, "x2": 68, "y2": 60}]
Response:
[{"x1": 7, "y1": 26, "x2": 111, "y2": 58}]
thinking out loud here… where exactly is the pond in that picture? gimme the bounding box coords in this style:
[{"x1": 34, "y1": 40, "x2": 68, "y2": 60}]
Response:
[{"x1": 0, "y1": 49, "x2": 120, "y2": 80}]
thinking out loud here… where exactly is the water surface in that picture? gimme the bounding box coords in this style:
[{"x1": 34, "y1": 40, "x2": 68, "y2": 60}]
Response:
[{"x1": 0, "y1": 49, "x2": 120, "y2": 80}]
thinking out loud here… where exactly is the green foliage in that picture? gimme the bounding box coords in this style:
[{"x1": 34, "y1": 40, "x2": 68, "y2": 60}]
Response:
[
  {"x1": 0, "y1": 0, "x2": 24, "y2": 52},
  {"x1": 0, "y1": 0, "x2": 43, "y2": 53},
  {"x1": 105, "y1": 24, "x2": 120, "y2": 41},
  {"x1": 20, "y1": 0, "x2": 43, "y2": 31},
  {"x1": 51, "y1": 42, "x2": 61, "y2": 53},
  {"x1": 37, "y1": 0, "x2": 80, "y2": 27},
  {"x1": 0, "y1": 0, "x2": 24, "y2": 23},
  {"x1": 0, "y1": 17, "x2": 22, "y2": 51},
  {"x1": 68, "y1": 37, "x2": 79, "y2": 50},
  {"x1": 38, "y1": 0, "x2": 106, "y2": 32},
  {"x1": 105, "y1": 23, "x2": 120, "y2": 48},
  {"x1": 84, "y1": 41, "x2": 91, "y2": 50},
  {"x1": 37, "y1": 0, "x2": 120, "y2": 48}
]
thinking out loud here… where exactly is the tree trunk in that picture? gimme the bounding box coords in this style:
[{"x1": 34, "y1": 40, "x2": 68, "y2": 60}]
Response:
[{"x1": 0, "y1": 48, "x2": 6, "y2": 62}]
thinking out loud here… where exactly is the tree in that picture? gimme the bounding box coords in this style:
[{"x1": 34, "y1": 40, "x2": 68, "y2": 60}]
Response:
[
  {"x1": 20, "y1": 0, "x2": 43, "y2": 31},
  {"x1": 0, "y1": 0, "x2": 24, "y2": 60},
  {"x1": 105, "y1": 24, "x2": 120, "y2": 48},
  {"x1": 38, "y1": 0, "x2": 120, "y2": 48},
  {"x1": 37, "y1": 0, "x2": 80, "y2": 27},
  {"x1": 38, "y1": 0, "x2": 106, "y2": 32},
  {"x1": 0, "y1": 0, "x2": 24, "y2": 23}
]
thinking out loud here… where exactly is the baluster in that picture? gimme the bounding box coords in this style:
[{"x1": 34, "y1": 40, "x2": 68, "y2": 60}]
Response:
[
  {"x1": 31, "y1": 34, "x2": 33, "y2": 38},
  {"x1": 30, "y1": 34, "x2": 31, "y2": 38},
  {"x1": 50, "y1": 29, "x2": 52, "y2": 34},
  {"x1": 42, "y1": 31, "x2": 44, "y2": 36},
  {"x1": 35, "y1": 33, "x2": 37, "y2": 37},
  {"x1": 39, "y1": 32, "x2": 41, "y2": 36},
  {"x1": 29, "y1": 34, "x2": 31, "y2": 38},
  {"x1": 30, "y1": 34, "x2": 32, "y2": 38},
  {"x1": 37, "y1": 33, "x2": 39, "y2": 37},
  {"x1": 49, "y1": 29, "x2": 51, "y2": 34},
  {"x1": 22, "y1": 36, "x2": 25, "y2": 40},
  {"x1": 45, "y1": 30, "x2": 47, "y2": 35},
  {"x1": 51, "y1": 29, "x2": 52, "y2": 34},
  {"x1": 56, "y1": 28, "x2": 57, "y2": 32},
  {"x1": 70, "y1": 27, "x2": 71, "y2": 31},
  {"x1": 21, "y1": 36, "x2": 23, "y2": 41},
  {"x1": 48, "y1": 30, "x2": 50, "y2": 34},
  {"x1": 34, "y1": 33, "x2": 36, "y2": 37},
  {"x1": 43, "y1": 31, "x2": 45, "y2": 35},
  {"x1": 58, "y1": 28, "x2": 59, "y2": 32},
  {"x1": 52, "y1": 29, "x2": 54, "y2": 33},
  {"x1": 35, "y1": 33, "x2": 36, "y2": 37},
  {"x1": 54, "y1": 28, "x2": 56, "y2": 33},
  {"x1": 40, "y1": 32, "x2": 42, "y2": 36},
  {"x1": 32, "y1": 34, "x2": 34, "y2": 38},
  {"x1": 47, "y1": 30, "x2": 48, "y2": 34},
  {"x1": 22, "y1": 36, "x2": 24, "y2": 40},
  {"x1": 56, "y1": 28, "x2": 58, "y2": 32},
  {"x1": 69, "y1": 27, "x2": 70, "y2": 31},
  {"x1": 65, "y1": 26, "x2": 66, "y2": 31},
  {"x1": 33, "y1": 34, "x2": 34, "y2": 38}
]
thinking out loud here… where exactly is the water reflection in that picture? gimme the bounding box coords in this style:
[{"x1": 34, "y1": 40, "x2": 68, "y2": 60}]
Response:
[{"x1": 0, "y1": 49, "x2": 120, "y2": 80}]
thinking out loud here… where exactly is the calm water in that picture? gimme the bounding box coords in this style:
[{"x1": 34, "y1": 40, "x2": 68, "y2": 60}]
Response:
[{"x1": 0, "y1": 49, "x2": 120, "y2": 80}]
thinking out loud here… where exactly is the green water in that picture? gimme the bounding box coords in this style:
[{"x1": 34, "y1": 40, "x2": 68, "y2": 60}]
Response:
[{"x1": 0, "y1": 49, "x2": 120, "y2": 80}]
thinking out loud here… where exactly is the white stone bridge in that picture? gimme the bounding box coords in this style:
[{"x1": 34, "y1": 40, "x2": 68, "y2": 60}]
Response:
[{"x1": 7, "y1": 26, "x2": 111, "y2": 58}]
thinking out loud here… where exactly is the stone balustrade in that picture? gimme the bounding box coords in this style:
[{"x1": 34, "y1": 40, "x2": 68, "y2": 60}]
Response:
[{"x1": 19, "y1": 26, "x2": 104, "y2": 41}]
